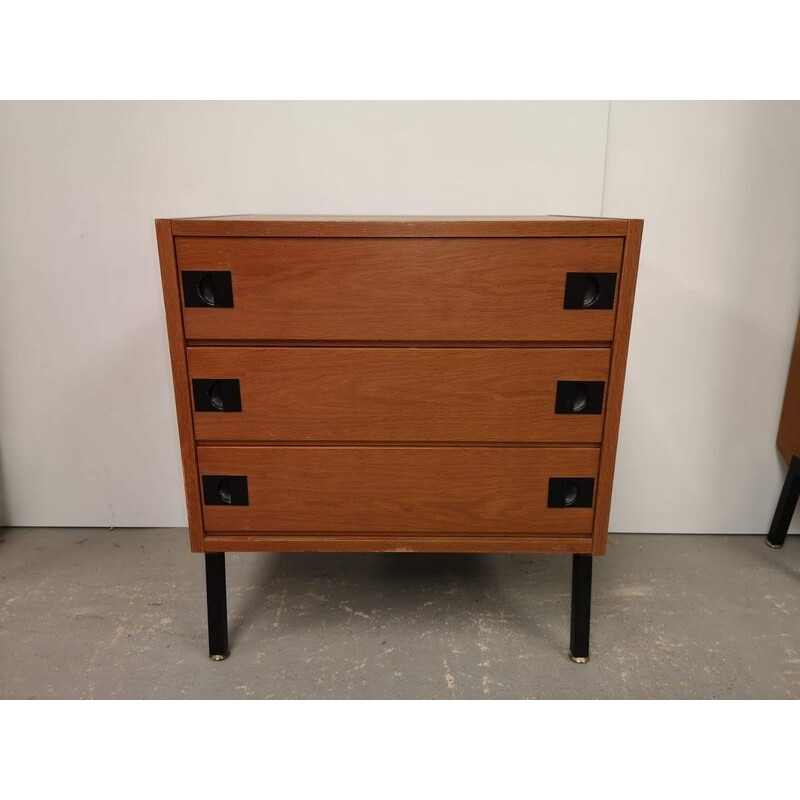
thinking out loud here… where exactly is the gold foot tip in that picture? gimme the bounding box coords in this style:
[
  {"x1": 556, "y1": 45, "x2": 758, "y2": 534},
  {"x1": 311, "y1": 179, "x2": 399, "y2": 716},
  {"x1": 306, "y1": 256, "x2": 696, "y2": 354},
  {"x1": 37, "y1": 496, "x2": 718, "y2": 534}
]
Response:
[
  {"x1": 765, "y1": 540, "x2": 784, "y2": 549},
  {"x1": 209, "y1": 652, "x2": 230, "y2": 661},
  {"x1": 569, "y1": 653, "x2": 590, "y2": 664}
]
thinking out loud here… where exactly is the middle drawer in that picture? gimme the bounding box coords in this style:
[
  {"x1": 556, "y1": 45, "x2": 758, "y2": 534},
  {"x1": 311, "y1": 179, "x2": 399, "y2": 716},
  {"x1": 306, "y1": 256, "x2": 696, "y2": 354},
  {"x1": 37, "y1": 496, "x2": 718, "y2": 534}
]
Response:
[{"x1": 188, "y1": 347, "x2": 610, "y2": 443}]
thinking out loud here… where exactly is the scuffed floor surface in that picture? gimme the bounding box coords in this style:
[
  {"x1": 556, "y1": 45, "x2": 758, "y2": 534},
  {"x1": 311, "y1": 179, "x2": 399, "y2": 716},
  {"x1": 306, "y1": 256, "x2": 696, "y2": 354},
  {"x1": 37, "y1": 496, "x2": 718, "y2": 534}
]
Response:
[{"x1": 0, "y1": 529, "x2": 798, "y2": 699}]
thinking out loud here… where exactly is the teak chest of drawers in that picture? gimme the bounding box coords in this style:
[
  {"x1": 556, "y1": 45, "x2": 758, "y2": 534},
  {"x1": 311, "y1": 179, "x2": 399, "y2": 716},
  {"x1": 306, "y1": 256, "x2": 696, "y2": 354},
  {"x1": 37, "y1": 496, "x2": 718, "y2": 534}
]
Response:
[{"x1": 156, "y1": 215, "x2": 643, "y2": 662}]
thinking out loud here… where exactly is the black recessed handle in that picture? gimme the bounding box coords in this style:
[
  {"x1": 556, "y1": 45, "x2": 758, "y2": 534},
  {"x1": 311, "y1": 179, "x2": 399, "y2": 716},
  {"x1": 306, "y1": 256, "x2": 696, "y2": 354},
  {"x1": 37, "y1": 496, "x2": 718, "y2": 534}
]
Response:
[
  {"x1": 572, "y1": 384, "x2": 589, "y2": 413},
  {"x1": 564, "y1": 272, "x2": 617, "y2": 310},
  {"x1": 197, "y1": 274, "x2": 216, "y2": 306},
  {"x1": 202, "y1": 475, "x2": 249, "y2": 506},
  {"x1": 208, "y1": 383, "x2": 226, "y2": 411},
  {"x1": 217, "y1": 478, "x2": 233, "y2": 505},
  {"x1": 192, "y1": 379, "x2": 242, "y2": 413},
  {"x1": 555, "y1": 381, "x2": 605, "y2": 415},
  {"x1": 548, "y1": 478, "x2": 595, "y2": 508},
  {"x1": 181, "y1": 271, "x2": 234, "y2": 308}
]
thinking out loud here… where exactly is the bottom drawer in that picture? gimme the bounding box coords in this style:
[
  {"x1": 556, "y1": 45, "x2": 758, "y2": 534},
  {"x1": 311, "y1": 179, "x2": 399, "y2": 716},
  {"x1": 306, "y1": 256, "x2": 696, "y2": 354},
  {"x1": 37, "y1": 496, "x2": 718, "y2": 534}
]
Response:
[{"x1": 198, "y1": 446, "x2": 599, "y2": 535}]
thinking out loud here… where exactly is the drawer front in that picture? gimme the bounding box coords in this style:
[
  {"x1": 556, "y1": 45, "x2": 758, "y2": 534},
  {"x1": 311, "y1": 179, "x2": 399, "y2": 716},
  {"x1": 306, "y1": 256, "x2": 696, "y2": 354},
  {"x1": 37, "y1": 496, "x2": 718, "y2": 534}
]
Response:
[
  {"x1": 198, "y1": 446, "x2": 599, "y2": 534},
  {"x1": 176, "y1": 237, "x2": 623, "y2": 342},
  {"x1": 188, "y1": 347, "x2": 610, "y2": 443}
]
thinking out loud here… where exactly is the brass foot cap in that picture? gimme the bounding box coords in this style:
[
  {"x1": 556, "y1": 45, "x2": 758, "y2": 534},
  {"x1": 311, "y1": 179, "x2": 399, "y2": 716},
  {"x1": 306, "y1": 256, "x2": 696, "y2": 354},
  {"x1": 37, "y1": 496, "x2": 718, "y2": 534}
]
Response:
[
  {"x1": 765, "y1": 540, "x2": 784, "y2": 549},
  {"x1": 209, "y1": 652, "x2": 230, "y2": 661},
  {"x1": 569, "y1": 653, "x2": 590, "y2": 664}
]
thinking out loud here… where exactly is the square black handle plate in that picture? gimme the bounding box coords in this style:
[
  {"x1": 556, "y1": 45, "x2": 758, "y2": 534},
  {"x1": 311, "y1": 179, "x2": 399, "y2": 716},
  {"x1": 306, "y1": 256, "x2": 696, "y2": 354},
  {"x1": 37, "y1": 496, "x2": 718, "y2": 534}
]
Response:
[
  {"x1": 563, "y1": 272, "x2": 617, "y2": 310},
  {"x1": 202, "y1": 475, "x2": 249, "y2": 506},
  {"x1": 181, "y1": 271, "x2": 234, "y2": 308},
  {"x1": 547, "y1": 478, "x2": 595, "y2": 508},
  {"x1": 555, "y1": 381, "x2": 605, "y2": 414},
  {"x1": 192, "y1": 379, "x2": 242, "y2": 412}
]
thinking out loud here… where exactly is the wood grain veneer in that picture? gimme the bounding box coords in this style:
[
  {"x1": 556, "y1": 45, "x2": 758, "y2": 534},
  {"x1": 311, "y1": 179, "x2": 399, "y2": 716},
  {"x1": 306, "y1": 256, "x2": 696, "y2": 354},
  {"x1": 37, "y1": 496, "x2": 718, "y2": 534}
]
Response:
[
  {"x1": 176, "y1": 237, "x2": 623, "y2": 342},
  {"x1": 777, "y1": 317, "x2": 800, "y2": 464},
  {"x1": 187, "y1": 346, "x2": 610, "y2": 443},
  {"x1": 171, "y1": 215, "x2": 629, "y2": 238},
  {"x1": 591, "y1": 218, "x2": 642, "y2": 554},
  {"x1": 156, "y1": 216, "x2": 641, "y2": 555},
  {"x1": 198, "y1": 446, "x2": 599, "y2": 534},
  {"x1": 156, "y1": 220, "x2": 204, "y2": 551},
  {"x1": 201, "y1": 535, "x2": 593, "y2": 554}
]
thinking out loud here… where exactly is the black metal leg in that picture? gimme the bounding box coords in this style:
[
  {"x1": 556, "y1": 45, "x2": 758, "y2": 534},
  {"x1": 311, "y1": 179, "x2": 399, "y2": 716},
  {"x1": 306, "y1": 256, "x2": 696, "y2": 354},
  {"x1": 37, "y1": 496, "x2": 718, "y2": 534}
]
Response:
[
  {"x1": 205, "y1": 553, "x2": 230, "y2": 660},
  {"x1": 569, "y1": 554, "x2": 592, "y2": 663},
  {"x1": 766, "y1": 456, "x2": 800, "y2": 549}
]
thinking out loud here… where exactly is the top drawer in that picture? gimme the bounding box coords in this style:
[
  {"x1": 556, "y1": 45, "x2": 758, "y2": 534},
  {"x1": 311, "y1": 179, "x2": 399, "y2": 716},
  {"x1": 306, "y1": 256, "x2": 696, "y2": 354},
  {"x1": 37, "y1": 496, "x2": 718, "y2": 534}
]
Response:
[{"x1": 176, "y1": 237, "x2": 624, "y2": 342}]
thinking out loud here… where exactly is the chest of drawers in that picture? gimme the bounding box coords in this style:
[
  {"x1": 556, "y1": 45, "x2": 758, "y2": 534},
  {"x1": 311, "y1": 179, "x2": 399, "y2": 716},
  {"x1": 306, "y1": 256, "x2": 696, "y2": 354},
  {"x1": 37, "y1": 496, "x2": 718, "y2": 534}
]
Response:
[{"x1": 157, "y1": 215, "x2": 643, "y2": 663}]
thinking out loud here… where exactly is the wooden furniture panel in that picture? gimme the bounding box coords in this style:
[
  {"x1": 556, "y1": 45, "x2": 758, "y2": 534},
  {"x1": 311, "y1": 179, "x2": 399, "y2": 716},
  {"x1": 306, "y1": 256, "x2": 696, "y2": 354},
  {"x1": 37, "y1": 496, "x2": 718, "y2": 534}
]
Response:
[
  {"x1": 171, "y1": 215, "x2": 630, "y2": 238},
  {"x1": 157, "y1": 216, "x2": 642, "y2": 661},
  {"x1": 591, "y1": 218, "x2": 643, "y2": 554},
  {"x1": 767, "y1": 317, "x2": 800, "y2": 549},
  {"x1": 197, "y1": 446, "x2": 599, "y2": 534},
  {"x1": 176, "y1": 237, "x2": 623, "y2": 342},
  {"x1": 156, "y1": 221, "x2": 204, "y2": 550},
  {"x1": 777, "y1": 317, "x2": 800, "y2": 464},
  {"x1": 187, "y1": 346, "x2": 610, "y2": 443},
  {"x1": 202, "y1": 534, "x2": 593, "y2": 553}
]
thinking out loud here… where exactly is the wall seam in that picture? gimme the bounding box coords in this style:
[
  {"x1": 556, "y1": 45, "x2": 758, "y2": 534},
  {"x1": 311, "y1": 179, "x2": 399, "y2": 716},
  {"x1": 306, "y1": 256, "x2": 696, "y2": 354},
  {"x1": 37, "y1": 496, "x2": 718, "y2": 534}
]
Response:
[{"x1": 600, "y1": 100, "x2": 612, "y2": 215}]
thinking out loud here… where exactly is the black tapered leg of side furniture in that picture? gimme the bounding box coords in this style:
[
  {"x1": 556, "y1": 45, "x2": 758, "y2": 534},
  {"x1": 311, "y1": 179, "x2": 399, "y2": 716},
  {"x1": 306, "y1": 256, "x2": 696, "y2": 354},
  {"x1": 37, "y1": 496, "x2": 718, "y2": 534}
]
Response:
[
  {"x1": 569, "y1": 554, "x2": 593, "y2": 663},
  {"x1": 766, "y1": 455, "x2": 800, "y2": 549},
  {"x1": 205, "y1": 553, "x2": 230, "y2": 660}
]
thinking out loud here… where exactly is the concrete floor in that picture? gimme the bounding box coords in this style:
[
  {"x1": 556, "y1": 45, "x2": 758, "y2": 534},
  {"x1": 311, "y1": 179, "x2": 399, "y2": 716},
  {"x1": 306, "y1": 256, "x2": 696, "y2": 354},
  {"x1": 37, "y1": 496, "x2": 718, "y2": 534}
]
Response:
[{"x1": 0, "y1": 528, "x2": 798, "y2": 699}]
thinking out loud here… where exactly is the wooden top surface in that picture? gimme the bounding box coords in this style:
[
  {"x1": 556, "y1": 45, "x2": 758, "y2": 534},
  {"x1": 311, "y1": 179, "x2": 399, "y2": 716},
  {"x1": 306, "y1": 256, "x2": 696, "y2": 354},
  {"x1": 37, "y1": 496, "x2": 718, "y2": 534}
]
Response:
[{"x1": 164, "y1": 215, "x2": 637, "y2": 237}]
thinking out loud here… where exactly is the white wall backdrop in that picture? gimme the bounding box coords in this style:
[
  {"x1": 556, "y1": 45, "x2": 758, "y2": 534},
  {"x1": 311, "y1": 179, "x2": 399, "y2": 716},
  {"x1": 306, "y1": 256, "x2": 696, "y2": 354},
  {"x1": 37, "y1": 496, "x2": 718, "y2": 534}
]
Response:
[
  {"x1": 604, "y1": 102, "x2": 800, "y2": 534},
  {"x1": 0, "y1": 101, "x2": 798, "y2": 532},
  {"x1": 0, "y1": 101, "x2": 609, "y2": 527}
]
